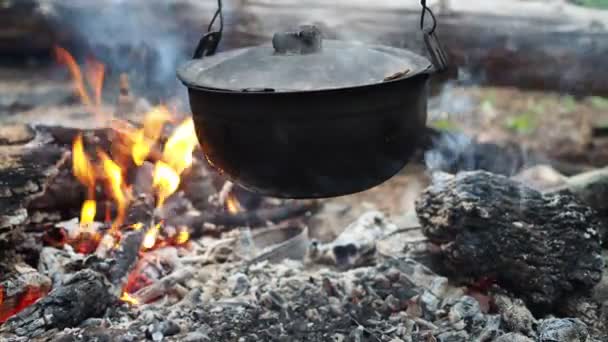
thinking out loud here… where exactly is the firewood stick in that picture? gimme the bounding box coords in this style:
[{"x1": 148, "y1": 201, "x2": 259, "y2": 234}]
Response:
[
  {"x1": 168, "y1": 200, "x2": 321, "y2": 237},
  {"x1": 132, "y1": 266, "x2": 194, "y2": 304},
  {"x1": 105, "y1": 162, "x2": 155, "y2": 289}
]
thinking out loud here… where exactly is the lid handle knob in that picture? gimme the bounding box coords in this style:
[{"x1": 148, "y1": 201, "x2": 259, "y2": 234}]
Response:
[{"x1": 272, "y1": 25, "x2": 323, "y2": 55}]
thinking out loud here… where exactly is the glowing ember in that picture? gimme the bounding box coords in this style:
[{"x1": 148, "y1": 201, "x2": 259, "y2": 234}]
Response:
[
  {"x1": 153, "y1": 161, "x2": 180, "y2": 208},
  {"x1": 120, "y1": 291, "x2": 139, "y2": 305},
  {"x1": 226, "y1": 193, "x2": 244, "y2": 215},
  {"x1": 99, "y1": 152, "x2": 130, "y2": 232},
  {"x1": 0, "y1": 286, "x2": 46, "y2": 324},
  {"x1": 142, "y1": 223, "x2": 162, "y2": 250},
  {"x1": 162, "y1": 118, "x2": 198, "y2": 175}
]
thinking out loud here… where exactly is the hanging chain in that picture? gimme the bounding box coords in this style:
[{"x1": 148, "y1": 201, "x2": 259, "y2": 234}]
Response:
[
  {"x1": 193, "y1": 0, "x2": 224, "y2": 58},
  {"x1": 419, "y1": 0, "x2": 437, "y2": 34}
]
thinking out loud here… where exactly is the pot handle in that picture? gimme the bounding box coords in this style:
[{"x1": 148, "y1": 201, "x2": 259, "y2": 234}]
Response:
[
  {"x1": 192, "y1": 0, "x2": 224, "y2": 59},
  {"x1": 419, "y1": 0, "x2": 448, "y2": 73}
]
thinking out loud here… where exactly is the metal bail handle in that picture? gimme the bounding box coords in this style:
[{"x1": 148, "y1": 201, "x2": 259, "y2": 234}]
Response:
[
  {"x1": 423, "y1": 29, "x2": 448, "y2": 72},
  {"x1": 193, "y1": 0, "x2": 224, "y2": 59},
  {"x1": 419, "y1": 0, "x2": 448, "y2": 72},
  {"x1": 193, "y1": 31, "x2": 222, "y2": 59}
]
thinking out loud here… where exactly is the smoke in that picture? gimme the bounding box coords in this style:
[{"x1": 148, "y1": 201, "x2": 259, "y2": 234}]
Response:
[
  {"x1": 61, "y1": 0, "x2": 191, "y2": 99},
  {"x1": 424, "y1": 131, "x2": 526, "y2": 177}
]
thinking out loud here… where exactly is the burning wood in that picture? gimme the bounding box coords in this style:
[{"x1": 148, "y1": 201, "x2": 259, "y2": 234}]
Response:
[{"x1": 0, "y1": 269, "x2": 112, "y2": 338}]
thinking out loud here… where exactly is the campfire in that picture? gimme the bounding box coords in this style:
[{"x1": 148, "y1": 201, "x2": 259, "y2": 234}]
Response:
[
  {"x1": 2, "y1": 1, "x2": 608, "y2": 341},
  {"x1": 0, "y1": 44, "x2": 318, "y2": 333}
]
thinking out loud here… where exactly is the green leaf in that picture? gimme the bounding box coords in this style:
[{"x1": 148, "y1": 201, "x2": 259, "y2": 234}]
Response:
[
  {"x1": 430, "y1": 119, "x2": 460, "y2": 132},
  {"x1": 505, "y1": 112, "x2": 537, "y2": 134}
]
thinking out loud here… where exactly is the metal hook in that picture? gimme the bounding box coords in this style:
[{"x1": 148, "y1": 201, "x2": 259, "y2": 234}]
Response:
[
  {"x1": 419, "y1": 0, "x2": 447, "y2": 72},
  {"x1": 419, "y1": 0, "x2": 437, "y2": 34}
]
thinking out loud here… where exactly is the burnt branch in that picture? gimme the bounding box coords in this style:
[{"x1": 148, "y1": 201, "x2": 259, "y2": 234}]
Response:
[
  {"x1": 415, "y1": 171, "x2": 604, "y2": 311},
  {"x1": 169, "y1": 200, "x2": 320, "y2": 237},
  {"x1": 0, "y1": 269, "x2": 112, "y2": 338}
]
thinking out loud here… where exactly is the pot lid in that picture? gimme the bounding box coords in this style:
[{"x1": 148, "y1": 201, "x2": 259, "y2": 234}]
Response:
[{"x1": 177, "y1": 26, "x2": 433, "y2": 92}]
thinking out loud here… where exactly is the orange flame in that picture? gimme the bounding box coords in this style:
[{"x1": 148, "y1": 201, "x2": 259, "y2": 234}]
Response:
[
  {"x1": 226, "y1": 193, "x2": 244, "y2": 215},
  {"x1": 162, "y1": 118, "x2": 198, "y2": 175},
  {"x1": 152, "y1": 161, "x2": 180, "y2": 208},
  {"x1": 86, "y1": 57, "x2": 105, "y2": 107},
  {"x1": 120, "y1": 291, "x2": 139, "y2": 305},
  {"x1": 55, "y1": 46, "x2": 91, "y2": 107},
  {"x1": 99, "y1": 151, "x2": 129, "y2": 232},
  {"x1": 55, "y1": 46, "x2": 108, "y2": 123}
]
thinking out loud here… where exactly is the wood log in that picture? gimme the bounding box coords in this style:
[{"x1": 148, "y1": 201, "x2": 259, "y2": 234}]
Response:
[
  {"x1": 415, "y1": 171, "x2": 603, "y2": 312},
  {"x1": 5, "y1": 0, "x2": 608, "y2": 96},
  {"x1": 0, "y1": 138, "x2": 67, "y2": 263},
  {"x1": 0, "y1": 269, "x2": 112, "y2": 339}
]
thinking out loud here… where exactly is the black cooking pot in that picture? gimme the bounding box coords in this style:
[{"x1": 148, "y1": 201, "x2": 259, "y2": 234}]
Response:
[{"x1": 177, "y1": 1, "x2": 447, "y2": 199}]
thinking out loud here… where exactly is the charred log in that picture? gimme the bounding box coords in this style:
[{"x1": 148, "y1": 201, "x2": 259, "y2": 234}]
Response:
[
  {"x1": 0, "y1": 264, "x2": 52, "y2": 324},
  {"x1": 169, "y1": 200, "x2": 320, "y2": 237},
  {"x1": 415, "y1": 171, "x2": 604, "y2": 312},
  {"x1": 0, "y1": 269, "x2": 112, "y2": 338}
]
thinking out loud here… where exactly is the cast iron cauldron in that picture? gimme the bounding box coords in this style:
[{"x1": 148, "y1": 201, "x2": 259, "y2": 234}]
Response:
[{"x1": 177, "y1": 0, "x2": 448, "y2": 199}]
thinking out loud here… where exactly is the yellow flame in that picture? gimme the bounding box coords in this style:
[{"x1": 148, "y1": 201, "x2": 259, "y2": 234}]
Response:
[
  {"x1": 175, "y1": 229, "x2": 190, "y2": 245},
  {"x1": 120, "y1": 292, "x2": 139, "y2": 305},
  {"x1": 72, "y1": 134, "x2": 96, "y2": 198},
  {"x1": 142, "y1": 223, "x2": 162, "y2": 250},
  {"x1": 162, "y1": 118, "x2": 198, "y2": 175},
  {"x1": 99, "y1": 152, "x2": 129, "y2": 232},
  {"x1": 80, "y1": 199, "x2": 97, "y2": 226},
  {"x1": 131, "y1": 106, "x2": 171, "y2": 166},
  {"x1": 131, "y1": 130, "x2": 149, "y2": 166},
  {"x1": 153, "y1": 161, "x2": 180, "y2": 208}
]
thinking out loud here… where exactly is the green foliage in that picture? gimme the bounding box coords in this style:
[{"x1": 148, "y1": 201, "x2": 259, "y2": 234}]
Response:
[
  {"x1": 504, "y1": 101, "x2": 543, "y2": 135},
  {"x1": 505, "y1": 112, "x2": 537, "y2": 134},
  {"x1": 573, "y1": 0, "x2": 608, "y2": 9},
  {"x1": 562, "y1": 95, "x2": 578, "y2": 113},
  {"x1": 430, "y1": 119, "x2": 460, "y2": 132},
  {"x1": 589, "y1": 96, "x2": 608, "y2": 109}
]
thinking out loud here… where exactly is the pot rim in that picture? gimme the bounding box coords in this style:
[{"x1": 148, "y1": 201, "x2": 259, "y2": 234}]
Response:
[
  {"x1": 177, "y1": 41, "x2": 434, "y2": 94},
  {"x1": 178, "y1": 66, "x2": 432, "y2": 95}
]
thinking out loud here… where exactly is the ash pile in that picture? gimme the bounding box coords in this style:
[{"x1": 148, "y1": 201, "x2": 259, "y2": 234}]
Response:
[{"x1": 2, "y1": 164, "x2": 608, "y2": 341}]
